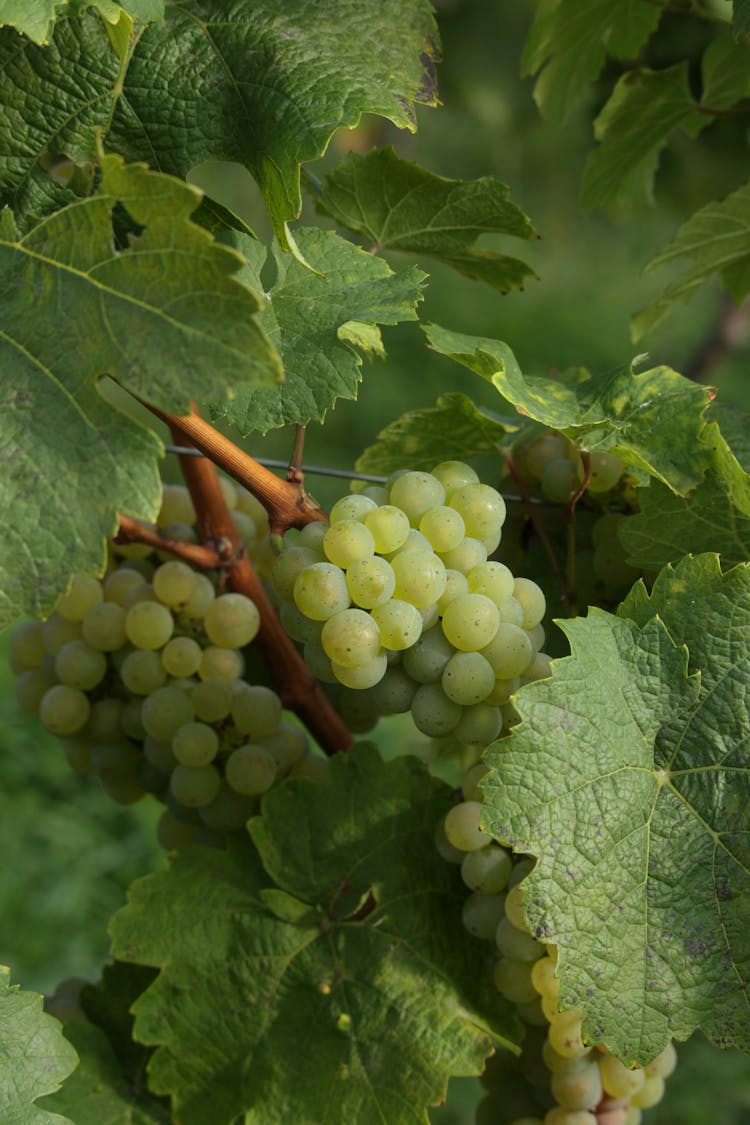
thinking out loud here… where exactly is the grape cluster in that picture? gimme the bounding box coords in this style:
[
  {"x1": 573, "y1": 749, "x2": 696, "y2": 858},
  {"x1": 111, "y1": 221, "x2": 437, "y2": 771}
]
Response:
[
  {"x1": 272, "y1": 462, "x2": 551, "y2": 753},
  {"x1": 9, "y1": 482, "x2": 325, "y2": 850},
  {"x1": 513, "y1": 431, "x2": 625, "y2": 505},
  {"x1": 437, "y1": 780, "x2": 676, "y2": 1125}
]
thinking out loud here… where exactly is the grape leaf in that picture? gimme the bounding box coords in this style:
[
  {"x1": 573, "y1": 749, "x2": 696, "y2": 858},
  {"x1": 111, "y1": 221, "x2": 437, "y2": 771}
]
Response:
[
  {"x1": 424, "y1": 323, "x2": 711, "y2": 494},
  {"x1": 482, "y1": 555, "x2": 750, "y2": 1061},
  {"x1": 700, "y1": 35, "x2": 750, "y2": 111},
  {"x1": 0, "y1": 1, "x2": 162, "y2": 45},
  {"x1": 621, "y1": 422, "x2": 750, "y2": 569},
  {"x1": 355, "y1": 392, "x2": 513, "y2": 476},
  {"x1": 633, "y1": 180, "x2": 750, "y2": 340},
  {"x1": 312, "y1": 147, "x2": 538, "y2": 293},
  {"x1": 522, "y1": 0, "x2": 661, "y2": 124},
  {"x1": 0, "y1": 965, "x2": 78, "y2": 1123},
  {"x1": 0, "y1": 155, "x2": 281, "y2": 628},
  {"x1": 110, "y1": 746, "x2": 517, "y2": 1125},
  {"x1": 734, "y1": 0, "x2": 750, "y2": 33},
  {"x1": 210, "y1": 229, "x2": 426, "y2": 435},
  {"x1": 581, "y1": 64, "x2": 700, "y2": 211}
]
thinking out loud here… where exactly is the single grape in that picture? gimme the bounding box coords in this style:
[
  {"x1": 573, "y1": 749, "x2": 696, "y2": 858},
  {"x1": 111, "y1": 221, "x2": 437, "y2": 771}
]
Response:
[
  {"x1": 257, "y1": 723, "x2": 310, "y2": 771},
  {"x1": 225, "y1": 744, "x2": 277, "y2": 795},
  {"x1": 297, "y1": 521, "x2": 328, "y2": 551},
  {"x1": 331, "y1": 651, "x2": 387, "y2": 689},
  {"x1": 410, "y1": 682, "x2": 462, "y2": 735},
  {"x1": 91, "y1": 740, "x2": 141, "y2": 781},
  {"x1": 481, "y1": 622, "x2": 534, "y2": 678},
  {"x1": 279, "y1": 600, "x2": 323, "y2": 644},
  {"x1": 55, "y1": 639, "x2": 107, "y2": 691},
  {"x1": 125, "y1": 601, "x2": 174, "y2": 650},
  {"x1": 370, "y1": 599, "x2": 422, "y2": 650},
  {"x1": 464, "y1": 892, "x2": 508, "y2": 941},
  {"x1": 402, "y1": 626, "x2": 454, "y2": 683},
  {"x1": 151, "y1": 560, "x2": 196, "y2": 607},
  {"x1": 323, "y1": 519, "x2": 376, "y2": 568},
  {"x1": 493, "y1": 957, "x2": 538, "y2": 1004},
  {"x1": 63, "y1": 738, "x2": 92, "y2": 774},
  {"x1": 389, "y1": 471, "x2": 446, "y2": 524},
  {"x1": 524, "y1": 652, "x2": 552, "y2": 682},
  {"x1": 431, "y1": 460, "x2": 479, "y2": 493},
  {"x1": 170, "y1": 763, "x2": 222, "y2": 807},
  {"x1": 303, "y1": 642, "x2": 337, "y2": 683},
  {"x1": 172, "y1": 721, "x2": 219, "y2": 767},
  {"x1": 191, "y1": 678, "x2": 233, "y2": 722},
  {"x1": 157, "y1": 810, "x2": 198, "y2": 850},
  {"x1": 418, "y1": 505, "x2": 466, "y2": 552},
  {"x1": 541, "y1": 458, "x2": 578, "y2": 503},
  {"x1": 329, "y1": 494, "x2": 377, "y2": 523},
  {"x1": 120, "y1": 698, "x2": 147, "y2": 740},
  {"x1": 454, "y1": 702, "x2": 503, "y2": 746},
  {"x1": 199, "y1": 646, "x2": 244, "y2": 682},
  {"x1": 81, "y1": 601, "x2": 127, "y2": 651},
  {"x1": 231, "y1": 683, "x2": 283, "y2": 738},
  {"x1": 524, "y1": 432, "x2": 570, "y2": 479},
  {"x1": 185, "y1": 573, "x2": 216, "y2": 619},
  {"x1": 598, "y1": 1055, "x2": 646, "y2": 1099},
  {"x1": 437, "y1": 568, "x2": 469, "y2": 614},
  {"x1": 39, "y1": 684, "x2": 90, "y2": 735},
  {"x1": 461, "y1": 844, "x2": 513, "y2": 894},
  {"x1": 461, "y1": 762, "x2": 489, "y2": 801},
  {"x1": 55, "y1": 574, "x2": 103, "y2": 622},
  {"x1": 204, "y1": 592, "x2": 260, "y2": 650},
  {"x1": 369, "y1": 665, "x2": 417, "y2": 713},
  {"x1": 199, "y1": 783, "x2": 257, "y2": 832},
  {"x1": 419, "y1": 602, "x2": 439, "y2": 630},
  {"x1": 496, "y1": 917, "x2": 543, "y2": 962},
  {"x1": 485, "y1": 676, "x2": 520, "y2": 706},
  {"x1": 42, "y1": 615, "x2": 82, "y2": 655},
  {"x1": 386, "y1": 528, "x2": 432, "y2": 559},
  {"x1": 442, "y1": 594, "x2": 500, "y2": 652},
  {"x1": 448, "y1": 483, "x2": 506, "y2": 541},
  {"x1": 15, "y1": 667, "x2": 56, "y2": 714},
  {"x1": 141, "y1": 684, "x2": 195, "y2": 742},
  {"x1": 157, "y1": 484, "x2": 196, "y2": 528},
  {"x1": 321, "y1": 608, "x2": 382, "y2": 667},
  {"x1": 630, "y1": 1074, "x2": 665, "y2": 1109},
  {"x1": 548, "y1": 1009, "x2": 588, "y2": 1059},
  {"x1": 513, "y1": 578, "x2": 546, "y2": 629},
  {"x1": 644, "y1": 1041, "x2": 676, "y2": 1080},
  {"x1": 466, "y1": 561, "x2": 515, "y2": 605},
  {"x1": 391, "y1": 549, "x2": 447, "y2": 608},
  {"x1": 443, "y1": 800, "x2": 490, "y2": 851},
  {"x1": 439, "y1": 537, "x2": 488, "y2": 573},
  {"x1": 9, "y1": 621, "x2": 44, "y2": 671},
  {"x1": 120, "y1": 649, "x2": 168, "y2": 695},
  {"x1": 144, "y1": 735, "x2": 179, "y2": 773},
  {"x1": 582, "y1": 451, "x2": 623, "y2": 493},
  {"x1": 363, "y1": 504, "x2": 410, "y2": 553},
  {"x1": 346, "y1": 556, "x2": 396, "y2": 609},
  {"x1": 442, "y1": 651, "x2": 495, "y2": 706},
  {"x1": 161, "y1": 636, "x2": 203, "y2": 678},
  {"x1": 294, "y1": 563, "x2": 351, "y2": 621},
  {"x1": 271, "y1": 546, "x2": 322, "y2": 600}
]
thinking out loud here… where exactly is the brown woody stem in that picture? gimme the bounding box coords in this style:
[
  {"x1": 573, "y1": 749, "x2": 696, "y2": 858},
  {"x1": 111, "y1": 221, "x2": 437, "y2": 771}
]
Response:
[{"x1": 115, "y1": 513, "x2": 223, "y2": 569}]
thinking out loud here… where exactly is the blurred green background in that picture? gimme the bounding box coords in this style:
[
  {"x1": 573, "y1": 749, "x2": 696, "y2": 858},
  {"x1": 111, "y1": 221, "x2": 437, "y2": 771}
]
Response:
[{"x1": 2, "y1": 0, "x2": 749, "y2": 1121}]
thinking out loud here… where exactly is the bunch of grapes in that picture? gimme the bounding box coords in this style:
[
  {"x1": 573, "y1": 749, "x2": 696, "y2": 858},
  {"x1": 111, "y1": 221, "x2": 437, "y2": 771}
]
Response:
[
  {"x1": 436, "y1": 777, "x2": 677, "y2": 1125},
  {"x1": 8, "y1": 482, "x2": 325, "y2": 850},
  {"x1": 272, "y1": 461, "x2": 551, "y2": 755}
]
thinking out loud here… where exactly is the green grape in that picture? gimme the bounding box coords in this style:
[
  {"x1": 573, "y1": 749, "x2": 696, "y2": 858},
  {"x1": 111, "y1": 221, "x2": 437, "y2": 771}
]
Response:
[
  {"x1": 157, "y1": 484, "x2": 196, "y2": 528},
  {"x1": 524, "y1": 652, "x2": 552, "y2": 682},
  {"x1": 329, "y1": 686, "x2": 379, "y2": 733},
  {"x1": 323, "y1": 519, "x2": 375, "y2": 567},
  {"x1": 225, "y1": 744, "x2": 277, "y2": 795},
  {"x1": 386, "y1": 528, "x2": 432, "y2": 558},
  {"x1": 527, "y1": 622, "x2": 545, "y2": 654},
  {"x1": 113, "y1": 538, "x2": 153, "y2": 561},
  {"x1": 439, "y1": 537, "x2": 488, "y2": 573},
  {"x1": 436, "y1": 568, "x2": 469, "y2": 614},
  {"x1": 257, "y1": 723, "x2": 309, "y2": 771},
  {"x1": 442, "y1": 593, "x2": 500, "y2": 652},
  {"x1": 513, "y1": 578, "x2": 546, "y2": 629},
  {"x1": 592, "y1": 512, "x2": 624, "y2": 549},
  {"x1": 434, "y1": 816, "x2": 465, "y2": 864},
  {"x1": 15, "y1": 667, "x2": 56, "y2": 714},
  {"x1": 448, "y1": 483, "x2": 506, "y2": 540},
  {"x1": 236, "y1": 488, "x2": 269, "y2": 526},
  {"x1": 199, "y1": 646, "x2": 244, "y2": 682},
  {"x1": 454, "y1": 702, "x2": 502, "y2": 746},
  {"x1": 345, "y1": 556, "x2": 396, "y2": 609},
  {"x1": 55, "y1": 639, "x2": 107, "y2": 691},
  {"x1": 143, "y1": 735, "x2": 179, "y2": 772},
  {"x1": 39, "y1": 684, "x2": 91, "y2": 735},
  {"x1": 191, "y1": 678, "x2": 233, "y2": 722},
  {"x1": 402, "y1": 626, "x2": 454, "y2": 683},
  {"x1": 418, "y1": 505, "x2": 465, "y2": 551},
  {"x1": 389, "y1": 471, "x2": 446, "y2": 524},
  {"x1": 120, "y1": 698, "x2": 147, "y2": 740},
  {"x1": 466, "y1": 561, "x2": 515, "y2": 605},
  {"x1": 550, "y1": 1057, "x2": 602, "y2": 1111},
  {"x1": 294, "y1": 562, "x2": 351, "y2": 620},
  {"x1": 524, "y1": 432, "x2": 570, "y2": 479},
  {"x1": 461, "y1": 762, "x2": 488, "y2": 801},
  {"x1": 493, "y1": 957, "x2": 538, "y2": 1004},
  {"x1": 172, "y1": 721, "x2": 219, "y2": 766},
  {"x1": 485, "y1": 676, "x2": 519, "y2": 705},
  {"x1": 593, "y1": 539, "x2": 640, "y2": 589},
  {"x1": 231, "y1": 683, "x2": 282, "y2": 738},
  {"x1": 271, "y1": 546, "x2": 322, "y2": 600},
  {"x1": 9, "y1": 621, "x2": 44, "y2": 671},
  {"x1": 81, "y1": 601, "x2": 127, "y2": 651},
  {"x1": 442, "y1": 651, "x2": 495, "y2": 705},
  {"x1": 370, "y1": 599, "x2": 422, "y2": 650},
  {"x1": 363, "y1": 504, "x2": 410, "y2": 553},
  {"x1": 185, "y1": 573, "x2": 216, "y2": 619},
  {"x1": 497, "y1": 596, "x2": 525, "y2": 627},
  {"x1": 331, "y1": 651, "x2": 387, "y2": 689},
  {"x1": 531, "y1": 954, "x2": 558, "y2": 998},
  {"x1": 321, "y1": 608, "x2": 382, "y2": 667},
  {"x1": 544, "y1": 1110, "x2": 597, "y2": 1125},
  {"x1": 55, "y1": 574, "x2": 103, "y2": 622},
  {"x1": 431, "y1": 460, "x2": 479, "y2": 493},
  {"x1": 122, "y1": 583, "x2": 158, "y2": 609},
  {"x1": 124, "y1": 600, "x2": 174, "y2": 650},
  {"x1": 420, "y1": 603, "x2": 439, "y2": 630},
  {"x1": 369, "y1": 665, "x2": 417, "y2": 713},
  {"x1": 91, "y1": 740, "x2": 140, "y2": 781},
  {"x1": 540, "y1": 458, "x2": 578, "y2": 503},
  {"x1": 496, "y1": 917, "x2": 543, "y2": 962},
  {"x1": 157, "y1": 810, "x2": 198, "y2": 850},
  {"x1": 303, "y1": 642, "x2": 337, "y2": 683},
  {"x1": 137, "y1": 761, "x2": 170, "y2": 800},
  {"x1": 119, "y1": 649, "x2": 168, "y2": 695},
  {"x1": 170, "y1": 763, "x2": 222, "y2": 807},
  {"x1": 199, "y1": 783, "x2": 257, "y2": 832},
  {"x1": 231, "y1": 511, "x2": 257, "y2": 548},
  {"x1": 644, "y1": 1041, "x2": 676, "y2": 1079},
  {"x1": 630, "y1": 1074, "x2": 665, "y2": 1109},
  {"x1": 329, "y1": 494, "x2": 377, "y2": 523},
  {"x1": 161, "y1": 636, "x2": 203, "y2": 678},
  {"x1": 598, "y1": 1055, "x2": 646, "y2": 1099},
  {"x1": 297, "y1": 521, "x2": 328, "y2": 552},
  {"x1": 583, "y1": 451, "x2": 623, "y2": 493},
  {"x1": 443, "y1": 800, "x2": 490, "y2": 851},
  {"x1": 151, "y1": 560, "x2": 197, "y2": 607},
  {"x1": 279, "y1": 600, "x2": 323, "y2": 644},
  {"x1": 463, "y1": 892, "x2": 507, "y2": 940},
  {"x1": 141, "y1": 684, "x2": 195, "y2": 742},
  {"x1": 204, "y1": 593, "x2": 261, "y2": 649},
  {"x1": 461, "y1": 844, "x2": 513, "y2": 894},
  {"x1": 42, "y1": 615, "x2": 82, "y2": 655},
  {"x1": 63, "y1": 738, "x2": 92, "y2": 774},
  {"x1": 410, "y1": 682, "x2": 462, "y2": 736},
  {"x1": 504, "y1": 884, "x2": 529, "y2": 931},
  {"x1": 391, "y1": 548, "x2": 447, "y2": 607},
  {"x1": 548, "y1": 1010, "x2": 588, "y2": 1059},
  {"x1": 481, "y1": 622, "x2": 534, "y2": 678}
]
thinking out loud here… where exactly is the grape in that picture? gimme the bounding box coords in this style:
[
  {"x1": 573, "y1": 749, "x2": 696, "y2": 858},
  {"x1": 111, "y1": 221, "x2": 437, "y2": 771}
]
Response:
[
  {"x1": 630, "y1": 1073, "x2": 665, "y2": 1109},
  {"x1": 644, "y1": 1041, "x2": 676, "y2": 1079},
  {"x1": 120, "y1": 698, "x2": 147, "y2": 740},
  {"x1": 199, "y1": 646, "x2": 244, "y2": 682},
  {"x1": 387, "y1": 528, "x2": 432, "y2": 558},
  {"x1": 141, "y1": 684, "x2": 195, "y2": 742},
  {"x1": 461, "y1": 762, "x2": 489, "y2": 801},
  {"x1": 456, "y1": 703, "x2": 503, "y2": 747},
  {"x1": 81, "y1": 601, "x2": 127, "y2": 651},
  {"x1": 464, "y1": 892, "x2": 508, "y2": 940},
  {"x1": 598, "y1": 1055, "x2": 646, "y2": 1099},
  {"x1": 125, "y1": 601, "x2": 174, "y2": 650},
  {"x1": 467, "y1": 561, "x2": 515, "y2": 605},
  {"x1": 185, "y1": 573, "x2": 216, "y2": 618},
  {"x1": 485, "y1": 676, "x2": 519, "y2": 705},
  {"x1": 172, "y1": 721, "x2": 219, "y2": 766},
  {"x1": 199, "y1": 783, "x2": 257, "y2": 832},
  {"x1": 531, "y1": 956, "x2": 559, "y2": 998},
  {"x1": 42, "y1": 615, "x2": 82, "y2": 655},
  {"x1": 191, "y1": 678, "x2": 233, "y2": 722},
  {"x1": 294, "y1": 562, "x2": 351, "y2": 620},
  {"x1": 120, "y1": 649, "x2": 168, "y2": 695},
  {"x1": 91, "y1": 740, "x2": 140, "y2": 781},
  {"x1": 437, "y1": 568, "x2": 469, "y2": 613},
  {"x1": 362, "y1": 504, "x2": 410, "y2": 553},
  {"x1": 434, "y1": 817, "x2": 465, "y2": 864},
  {"x1": 544, "y1": 1110, "x2": 597, "y2": 1125},
  {"x1": 419, "y1": 602, "x2": 439, "y2": 630},
  {"x1": 410, "y1": 682, "x2": 462, "y2": 736},
  {"x1": 592, "y1": 512, "x2": 624, "y2": 549},
  {"x1": 431, "y1": 460, "x2": 479, "y2": 493},
  {"x1": 330, "y1": 494, "x2": 377, "y2": 523},
  {"x1": 161, "y1": 636, "x2": 203, "y2": 678},
  {"x1": 513, "y1": 578, "x2": 547, "y2": 629},
  {"x1": 56, "y1": 574, "x2": 103, "y2": 622},
  {"x1": 525, "y1": 432, "x2": 570, "y2": 478},
  {"x1": 439, "y1": 537, "x2": 488, "y2": 573},
  {"x1": 144, "y1": 735, "x2": 178, "y2": 772},
  {"x1": 303, "y1": 642, "x2": 337, "y2": 683},
  {"x1": 297, "y1": 521, "x2": 328, "y2": 551},
  {"x1": 331, "y1": 651, "x2": 387, "y2": 689},
  {"x1": 369, "y1": 665, "x2": 417, "y2": 713},
  {"x1": 497, "y1": 596, "x2": 525, "y2": 627},
  {"x1": 548, "y1": 1010, "x2": 588, "y2": 1059},
  {"x1": 524, "y1": 653, "x2": 553, "y2": 682},
  {"x1": 157, "y1": 484, "x2": 196, "y2": 527},
  {"x1": 100, "y1": 773, "x2": 146, "y2": 805},
  {"x1": 9, "y1": 621, "x2": 45, "y2": 671},
  {"x1": 321, "y1": 608, "x2": 382, "y2": 667},
  {"x1": 323, "y1": 519, "x2": 375, "y2": 567},
  {"x1": 402, "y1": 626, "x2": 455, "y2": 683},
  {"x1": 55, "y1": 639, "x2": 107, "y2": 691},
  {"x1": 442, "y1": 594, "x2": 500, "y2": 652},
  {"x1": 496, "y1": 917, "x2": 543, "y2": 962},
  {"x1": 63, "y1": 738, "x2": 92, "y2": 774},
  {"x1": 418, "y1": 505, "x2": 466, "y2": 551},
  {"x1": 461, "y1": 844, "x2": 512, "y2": 894},
  {"x1": 493, "y1": 957, "x2": 538, "y2": 1004},
  {"x1": 122, "y1": 583, "x2": 160, "y2": 610},
  {"x1": 527, "y1": 622, "x2": 545, "y2": 654},
  {"x1": 289, "y1": 752, "x2": 329, "y2": 781},
  {"x1": 39, "y1": 684, "x2": 90, "y2": 735},
  {"x1": 593, "y1": 540, "x2": 640, "y2": 589},
  {"x1": 271, "y1": 546, "x2": 322, "y2": 600},
  {"x1": 505, "y1": 884, "x2": 529, "y2": 931},
  {"x1": 389, "y1": 471, "x2": 446, "y2": 524},
  {"x1": 258, "y1": 723, "x2": 309, "y2": 770},
  {"x1": 443, "y1": 800, "x2": 491, "y2": 851},
  {"x1": 442, "y1": 651, "x2": 495, "y2": 705},
  {"x1": 550, "y1": 1064, "x2": 603, "y2": 1113},
  {"x1": 204, "y1": 593, "x2": 261, "y2": 649},
  {"x1": 541, "y1": 459, "x2": 578, "y2": 503},
  {"x1": 345, "y1": 556, "x2": 396, "y2": 609},
  {"x1": 150, "y1": 560, "x2": 194, "y2": 607},
  {"x1": 231, "y1": 683, "x2": 283, "y2": 738},
  {"x1": 370, "y1": 599, "x2": 422, "y2": 650},
  {"x1": 279, "y1": 600, "x2": 323, "y2": 644},
  {"x1": 219, "y1": 476, "x2": 238, "y2": 510},
  {"x1": 225, "y1": 744, "x2": 277, "y2": 795},
  {"x1": 15, "y1": 667, "x2": 56, "y2": 713},
  {"x1": 448, "y1": 483, "x2": 506, "y2": 541},
  {"x1": 583, "y1": 451, "x2": 623, "y2": 493},
  {"x1": 170, "y1": 763, "x2": 222, "y2": 807},
  {"x1": 391, "y1": 549, "x2": 447, "y2": 608},
  {"x1": 481, "y1": 622, "x2": 534, "y2": 678}
]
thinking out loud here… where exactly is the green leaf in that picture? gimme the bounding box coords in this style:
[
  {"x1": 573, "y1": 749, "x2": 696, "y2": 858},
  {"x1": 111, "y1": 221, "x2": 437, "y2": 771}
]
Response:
[
  {"x1": 87, "y1": 2, "x2": 164, "y2": 25},
  {"x1": 581, "y1": 64, "x2": 700, "y2": 211},
  {"x1": 313, "y1": 147, "x2": 538, "y2": 293},
  {"x1": 483, "y1": 556, "x2": 750, "y2": 1060},
  {"x1": 211, "y1": 229, "x2": 426, "y2": 435},
  {"x1": 0, "y1": 155, "x2": 282, "y2": 628},
  {"x1": 355, "y1": 392, "x2": 513, "y2": 476},
  {"x1": 620, "y1": 422, "x2": 750, "y2": 569},
  {"x1": 734, "y1": 0, "x2": 750, "y2": 34},
  {"x1": 700, "y1": 35, "x2": 750, "y2": 111},
  {"x1": 522, "y1": 0, "x2": 661, "y2": 124},
  {"x1": 0, "y1": 965, "x2": 78, "y2": 1123},
  {"x1": 633, "y1": 180, "x2": 750, "y2": 340},
  {"x1": 110, "y1": 746, "x2": 517, "y2": 1125},
  {"x1": 424, "y1": 323, "x2": 711, "y2": 494},
  {"x1": 0, "y1": 2, "x2": 67, "y2": 43}
]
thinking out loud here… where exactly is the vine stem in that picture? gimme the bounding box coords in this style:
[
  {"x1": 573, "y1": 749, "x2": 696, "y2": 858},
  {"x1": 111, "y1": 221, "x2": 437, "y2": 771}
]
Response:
[
  {"x1": 138, "y1": 398, "x2": 328, "y2": 536},
  {"x1": 502, "y1": 451, "x2": 574, "y2": 610},
  {"x1": 114, "y1": 513, "x2": 223, "y2": 569},
  {"x1": 168, "y1": 416, "x2": 352, "y2": 756}
]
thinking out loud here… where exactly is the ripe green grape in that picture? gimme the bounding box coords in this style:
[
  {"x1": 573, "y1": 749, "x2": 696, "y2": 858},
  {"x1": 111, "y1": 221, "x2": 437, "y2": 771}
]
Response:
[
  {"x1": 55, "y1": 574, "x2": 103, "y2": 622},
  {"x1": 548, "y1": 1010, "x2": 588, "y2": 1059},
  {"x1": 448, "y1": 483, "x2": 506, "y2": 541},
  {"x1": 454, "y1": 702, "x2": 502, "y2": 746},
  {"x1": 170, "y1": 763, "x2": 222, "y2": 807},
  {"x1": 141, "y1": 684, "x2": 195, "y2": 742},
  {"x1": 185, "y1": 573, "x2": 216, "y2": 619},
  {"x1": 543, "y1": 1109, "x2": 597, "y2": 1125},
  {"x1": 199, "y1": 646, "x2": 244, "y2": 682},
  {"x1": 157, "y1": 484, "x2": 196, "y2": 528},
  {"x1": 630, "y1": 1073, "x2": 665, "y2": 1109},
  {"x1": 461, "y1": 844, "x2": 512, "y2": 894},
  {"x1": 323, "y1": 519, "x2": 376, "y2": 567},
  {"x1": 271, "y1": 546, "x2": 322, "y2": 600},
  {"x1": 321, "y1": 608, "x2": 382, "y2": 667},
  {"x1": 120, "y1": 649, "x2": 168, "y2": 695},
  {"x1": 402, "y1": 626, "x2": 454, "y2": 683},
  {"x1": 15, "y1": 667, "x2": 56, "y2": 714},
  {"x1": 370, "y1": 598, "x2": 422, "y2": 650},
  {"x1": 645, "y1": 1041, "x2": 676, "y2": 1080},
  {"x1": 541, "y1": 458, "x2": 578, "y2": 503},
  {"x1": 418, "y1": 505, "x2": 465, "y2": 551},
  {"x1": 54, "y1": 639, "x2": 107, "y2": 691},
  {"x1": 303, "y1": 642, "x2": 337, "y2": 683},
  {"x1": 9, "y1": 621, "x2": 44, "y2": 671},
  {"x1": 279, "y1": 600, "x2": 323, "y2": 644},
  {"x1": 369, "y1": 665, "x2": 417, "y2": 713},
  {"x1": 172, "y1": 721, "x2": 219, "y2": 766},
  {"x1": 294, "y1": 562, "x2": 351, "y2": 620},
  {"x1": 583, "y1": 451, "x2": 623, "y2": 493},
  {"x1": 437, "y1": 568, "x2": 469, "y2": 613},
  {"x1": 329, "y1": 494, "x2": 377, "y2": 523},
  {"x1": 442, "y1": 651, "x2": 495, "y2": 705},
  {"x1": 389, "y1": 471, "x2": 446, "y2": 524},
  {"x1": 331, "y1": 651, "x2": 387, "y2": 689},
  {"x1": 466, "y1": 561, "x2": 515, "y2": 605},
  {"x1": 199, "y1": 783, "x2": 256, "y2": 832},
  {"x1": 363, "y1": 504, "x2": 410, "y2": 553},
  {"x1": 39, "y1": 684, "x2": 90, "y2": 735},
  {"x1": 410, "y1": 683, "x2": 462, "y2": 735},
  {"x1": 431, "y1": 460, "x2": 479, "y2": 493},
  {"x1": 496, "y1": 917, "x2": 543, "y2": 962},
  {"x1": 143, "y1": 735, "x2": 178, "y2": 773},
  {"x1": 152, "y1": 560, "x2": 197, "y2": 607},
  {"x1": 161, "y1": 636, "x2": 203, "y2": 678},
  {"x1": 81, "y1": 601, "x2": 127, "y2": 651},
  {"x1": 42, "y1": 615, "x2": 82, "y2": 655},
  {"x1": 481, "y1": 622, "x2": 534, "y2": 678},
  {"x1": 103, "y1": 567, "x2": 145, "y2": 605},
  {"x1": 204, "y1": 593, "x2": 261, "y2": 649},
  {"x1": 191, "y1": 678, "x2": 233, "y2": 722},
  {"x1": 463, "y1": 892, "x2": 507, "y2": 940},
  {"x1": 524, "y1": 432, "x2": 570, "y2": 478},
  {"x1": 550, "y1": 1057, "x2": 602, "y2": 1111},
  {"x1": 231, "y1": 683, "x2": 283, "y2": 738},
  {"x1": 598, "y1": 1055, "x2": 646, "y2": 1099},
  {"x1": 443, "y1": 800, "x2": 490, "y2": 851},
  {"x1": 225, "y1": 744, "x2": 277, "y2": 795},
  {"x1": 442, "y1": 593, "x2": 500, "y2": 652},
  {"x1": 345, "y1": 556, "x2": 396, "y2": 609},
  {"x1": 391, "y1": 549, "x2": 447, "y2": 608},
  {"x1": 513, "y1": 578, "x2": 546, "y2": 629},
  {"x1": 258, "y1": 723, "x2": 309, "y2": 771},
  {"x1": 124, "y1": 601, "x2": 174, "y2": 650},
  {"x1": 493, "y1": 957, "x2": 538, "y2": 1004}
]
